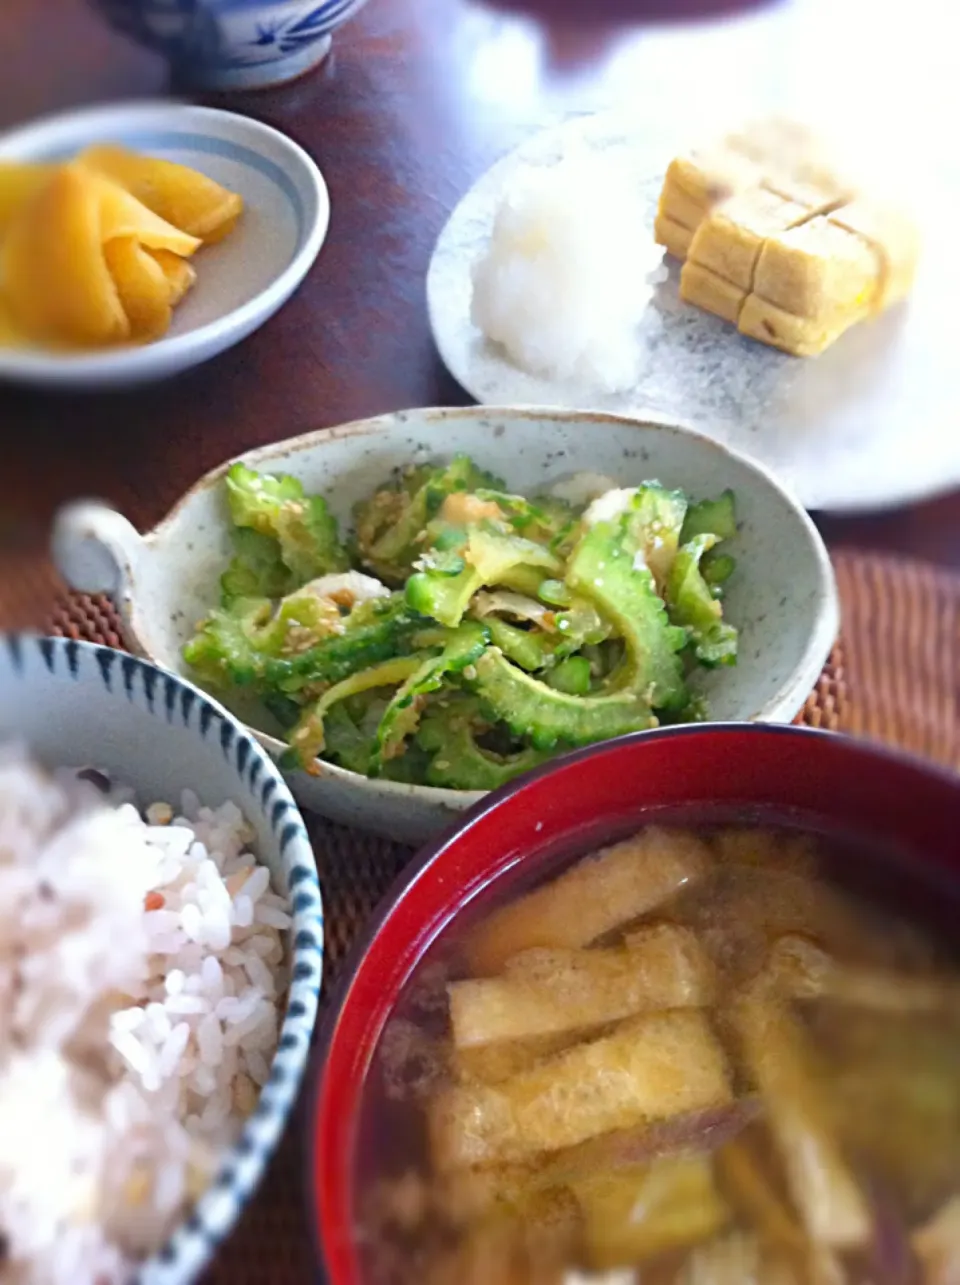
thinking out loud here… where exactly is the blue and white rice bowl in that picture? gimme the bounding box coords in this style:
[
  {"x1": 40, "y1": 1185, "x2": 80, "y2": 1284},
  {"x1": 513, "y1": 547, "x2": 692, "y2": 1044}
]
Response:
[
  {"x1": 0, "y1": 636, "x2": 323, "y2": 1285},
  {"x1": 88, "y1": 0, "x2": 369, "y2": 92}
]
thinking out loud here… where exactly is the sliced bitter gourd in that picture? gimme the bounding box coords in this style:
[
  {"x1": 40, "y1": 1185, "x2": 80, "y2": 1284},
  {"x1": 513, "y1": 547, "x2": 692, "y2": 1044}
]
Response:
[
  {"x1": 285, "y1": 655, "x2": 424, "y2": 770},
  {"x1": 566, "y1": 511, "x2": 688, "y2": 710},
  {"x1": 666, "y1": 534, "x2": 739, "y2": 667},
  {"x1": 406, "y1": 526, "x2": 562, "y2": 628},
  {"x1": 370, "y1": 622, "x2": 490, "y2": 774},
  {"x1": 680, "y1": 489, "x2": 737, "y2": 543},
  {"x1": 220, "y1": 528, "x2": 296, "y2": 606},
  {"x1": 264, "y1": 595, "x2": 425, "y2": 694},
  {"x1": 465, "y1": 648, "x2": 657, "y2": 751},
  {"x1": 319, "y1": 698, "x2": 387, "y2": 775},
  {"x1": 417, "y1": 696, "x2": 549, "y2": 790},
  {"x1": 473, "y1": 489, "x2": 579, "y2": 552},
  {"x1": 354, "y1": 456, "x2": 505, "y2": 583},
  {"x1": 546, "y1": 655, "x2": 592, "y2": 695},
  {"x1": 624, "y1": 482, "x2": 688, "y2": 591},
  {"x1": 183, "y1": 597, "x2": 275, "y2": 692},
  {"x1": 225, "y1": 463, "x2": 349, "y2": 581},
  {"x1": 484, "y1": 618, "x2": 556, "y2": 673}
]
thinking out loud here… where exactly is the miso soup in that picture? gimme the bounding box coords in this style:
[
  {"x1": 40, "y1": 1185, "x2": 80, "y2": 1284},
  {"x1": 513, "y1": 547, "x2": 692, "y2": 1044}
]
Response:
[{"x1": 354, "y1": 824, "x2": 960, "y2": 1285}]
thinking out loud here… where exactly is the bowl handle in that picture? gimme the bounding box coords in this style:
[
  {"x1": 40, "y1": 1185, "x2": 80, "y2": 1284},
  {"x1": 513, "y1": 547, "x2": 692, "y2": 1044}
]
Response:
[{"x1": 50, "y1": 500, "x2": 145, "y2": 606}]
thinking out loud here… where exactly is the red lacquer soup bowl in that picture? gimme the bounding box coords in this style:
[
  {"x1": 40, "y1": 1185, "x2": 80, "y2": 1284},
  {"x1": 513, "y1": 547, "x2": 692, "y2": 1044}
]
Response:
[{"x1": 308, "y1": 723, "x2": 960, "y2": 1284}]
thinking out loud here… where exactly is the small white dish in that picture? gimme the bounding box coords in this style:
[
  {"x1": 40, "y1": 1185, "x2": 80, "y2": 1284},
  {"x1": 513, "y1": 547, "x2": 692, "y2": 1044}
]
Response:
[
  {"x1": 52, "y1": 406, "x2": 839, "y2": 844},
  {"x1": 427, "y1": 111, "x2": 960, "y2": 514},
  {"x1": 0, "y1": 101, "x2": 329, "y2": 389}
]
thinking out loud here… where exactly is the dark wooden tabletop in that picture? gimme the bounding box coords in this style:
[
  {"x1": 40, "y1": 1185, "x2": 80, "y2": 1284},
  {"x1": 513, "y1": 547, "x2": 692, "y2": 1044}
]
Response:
[{"x1": 2, "y1": 0, "x2": 960, "y2": 583}]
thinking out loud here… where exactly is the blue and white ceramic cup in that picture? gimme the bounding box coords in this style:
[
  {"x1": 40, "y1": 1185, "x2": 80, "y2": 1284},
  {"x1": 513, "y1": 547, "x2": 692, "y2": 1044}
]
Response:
[{"x1": 89, "y1": 0, "x2": 368, "y2": 90}]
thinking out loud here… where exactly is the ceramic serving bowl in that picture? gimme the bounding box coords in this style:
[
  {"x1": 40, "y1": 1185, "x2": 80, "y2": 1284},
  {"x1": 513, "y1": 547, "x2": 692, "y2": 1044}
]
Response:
[
  {"x1": 88, "y1": 0, "x2": 368, "y2": 91},
  {"x1": 309, "y1": 723, "x2": 960, "y2": 1285},
  {"x1": 0, "y1": 102, "x2": 329, "y2": 390},
  {"x1": 0, "y1": 634, "x2": 323, "y2": 1285},
  {"x1": 52, "y1": 406, "x2": 839, "y2": 844}
]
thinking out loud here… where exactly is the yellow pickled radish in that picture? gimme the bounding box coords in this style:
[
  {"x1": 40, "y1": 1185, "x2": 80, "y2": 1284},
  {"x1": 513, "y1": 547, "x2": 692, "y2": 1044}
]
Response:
[
  {"x1": 147, "y1": 247, "x2": 197, "y2": 307},
  {"x1": 2, "y1": 166, "x2": 130, "y2": 347},
  {"x1": 103, "y1": 236, "x2": 174, "y2": 342},
  {"x1": 0, "y1": 149, "x2": 239, "y2": 350},
  {"x1": 0, "y1": 160, "x2": 53, "y2": 235},
  {"x1": 85, "y1": 167, "x2": 201, "y2": 257},
  {"x1": 79, "y1": 143, "x2": 244, "y2": 243}
]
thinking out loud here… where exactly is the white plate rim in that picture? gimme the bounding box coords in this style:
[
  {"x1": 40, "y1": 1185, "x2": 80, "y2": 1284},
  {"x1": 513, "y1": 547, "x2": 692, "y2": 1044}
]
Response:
[{"x1": 0, "y1": 101, "x2": 330, "y2": 386}]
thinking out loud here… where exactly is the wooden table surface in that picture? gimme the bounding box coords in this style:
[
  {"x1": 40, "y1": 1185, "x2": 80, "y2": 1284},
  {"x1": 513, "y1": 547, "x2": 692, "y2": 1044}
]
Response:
[{"x1": 2, "y1": 0, "x2": 960, "y2": 598}]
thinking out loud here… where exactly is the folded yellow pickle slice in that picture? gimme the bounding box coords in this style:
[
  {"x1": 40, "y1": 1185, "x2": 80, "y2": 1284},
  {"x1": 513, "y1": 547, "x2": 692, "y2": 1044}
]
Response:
[
  {"x1": 78, "y1": 144, "x2": 244, "y2": 243},
  {"x1": 2, "y1": 166, "x2": 200, "y2": 347}
]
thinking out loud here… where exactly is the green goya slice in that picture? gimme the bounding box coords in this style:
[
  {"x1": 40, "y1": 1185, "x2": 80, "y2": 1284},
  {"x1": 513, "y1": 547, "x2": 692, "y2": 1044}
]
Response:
[
  {"x1": 566, "y1": 512, "x2": 688, "y2": 710},
  {"x1": 262, "y1": 595, "x2": 426, "y2": 694},
  {"x1": 417, "y1": 696, "x2": 549, "y2": 791},
  {"x1": 406, "y1": 526, "x2": 562, "y2": 628},
  {"x1": 370, "y1": 622, "x2": 490, "y2": 775},
  {"x1": 225, "y1": 463, "x2": 349, "y2": 581},
  {"x1": 465, "y1": 648, "x2": 657, "y2": 751},
  {"x1": 183, "y1": 601, "x2": 270, "y2": 693},
  {"x1": 624, "y1": 483, "x2": 688, "y2": 590},
  {"x1": 220, "y1": 528, "x2": 296, "y2": 606},
  {"x1": 680, "y1": 489, "x2": 737, "y2": 544},
  {"x1": 285, "y1": 656, "x2": 423, "y2": 770},
  {"x1": 546, "y1": 655, "x2": 592, "y2": 695},
  {"x1": 484, "y1": 618, "x2": 555, "y2": 673},
  {"x1": 354, "y1": 455, "x2": 506, "y2": 583},
  {"x1": 665, "y1": 534, "x2": 738, "y2": 667}
]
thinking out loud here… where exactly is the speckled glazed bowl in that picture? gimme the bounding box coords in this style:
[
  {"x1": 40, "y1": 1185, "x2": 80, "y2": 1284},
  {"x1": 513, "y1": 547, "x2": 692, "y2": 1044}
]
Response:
[{"x1": 51, "y1": 407, "x2": 839, "y2": 844}]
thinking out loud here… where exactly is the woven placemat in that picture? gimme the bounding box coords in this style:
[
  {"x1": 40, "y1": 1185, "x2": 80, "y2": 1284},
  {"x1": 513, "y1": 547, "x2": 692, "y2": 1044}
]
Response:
[{"x1": 4, "y1": 547, "x2": 958, "y2": 1281}]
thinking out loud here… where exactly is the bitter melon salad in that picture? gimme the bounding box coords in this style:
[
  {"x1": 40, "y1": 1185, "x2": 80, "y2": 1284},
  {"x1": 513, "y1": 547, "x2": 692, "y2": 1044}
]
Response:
[{"x1": 183, "y1": 456, "x2": 740, "y2": 791}]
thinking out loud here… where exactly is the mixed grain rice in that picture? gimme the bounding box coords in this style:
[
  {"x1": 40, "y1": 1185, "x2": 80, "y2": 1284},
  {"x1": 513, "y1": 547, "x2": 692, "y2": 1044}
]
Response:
[{"x1": 0, "y1": 743, "x2": 292, "y2": 1284}]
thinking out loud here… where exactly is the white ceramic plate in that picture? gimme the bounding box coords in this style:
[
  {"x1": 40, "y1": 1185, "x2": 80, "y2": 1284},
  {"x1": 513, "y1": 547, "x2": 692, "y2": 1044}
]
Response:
[
  {"x1": 0, "y1": 101, "x2": 329, "y2": 389},
  {"x1": 52, "y1": 406, "x2": 838, "y2": 844},
  {"x1": 427, "y1": 111, "x2": 960, "y2": 514}
]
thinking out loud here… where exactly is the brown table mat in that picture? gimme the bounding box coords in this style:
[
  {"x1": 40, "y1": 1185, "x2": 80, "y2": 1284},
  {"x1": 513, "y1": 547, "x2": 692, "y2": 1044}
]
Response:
[{"x1": 3, "y1": 547, "x2": 958, "y2": 1281}]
